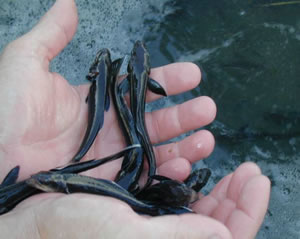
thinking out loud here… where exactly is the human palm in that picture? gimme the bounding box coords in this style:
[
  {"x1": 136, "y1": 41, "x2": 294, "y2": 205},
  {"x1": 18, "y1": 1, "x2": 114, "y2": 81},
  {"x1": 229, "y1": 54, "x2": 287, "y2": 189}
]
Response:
[
  {"x1": 0, "y1": 34, "x2": 211, "y2": 182},
  {"x1": 0, "y1": 0, "x2": 270, "y2": 238}
]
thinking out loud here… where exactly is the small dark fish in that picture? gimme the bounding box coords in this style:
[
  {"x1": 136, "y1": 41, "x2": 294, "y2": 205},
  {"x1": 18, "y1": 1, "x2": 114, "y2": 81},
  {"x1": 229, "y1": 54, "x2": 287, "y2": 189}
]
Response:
[
  {"x1": 1, "y1": 166, "x2": 20, "y2": 187},
  {"x1": 0, "y1": 145, "x2": 139, "y2": 215},
  {"x1": 0, "y1": 181, "x2": 36, "y2": 215},
  {"x1": 110, "y1": 58, "x2": 144, "y2": 193},
  {"x1": 52, "y1": 144, "x2": 140, "y2": 174},
  {"x1": 127, "y1": 41, "x2": 167, "y2": 189},
  {"x1": 26, "y1": 172, "x2": 193, "y2": 216},
  {"x1": 184, "y1": 168, "x2": 211, "y2": 192},
  {"x1": 136, "y1": 175, "x2": 198, "y2": 207},
  {"x1": 72, "y1": 49, "x2": 112, "y2": 162},
  {"x1": 137, "y1": 168, "x2": 211, "y2": 208}
]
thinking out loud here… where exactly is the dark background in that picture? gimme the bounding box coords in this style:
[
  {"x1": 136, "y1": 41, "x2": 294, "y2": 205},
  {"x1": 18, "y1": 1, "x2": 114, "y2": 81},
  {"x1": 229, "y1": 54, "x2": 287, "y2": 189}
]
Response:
[{"x1": 0, "y1": 0, "x2": 299, "y2": 238}]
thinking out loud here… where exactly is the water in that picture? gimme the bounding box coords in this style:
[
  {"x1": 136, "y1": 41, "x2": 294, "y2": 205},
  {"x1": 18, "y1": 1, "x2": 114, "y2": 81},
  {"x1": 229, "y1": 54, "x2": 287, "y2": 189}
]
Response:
[
  {"x1": 0, "y1": 0, "x2": 299, "y2": 238},
  {"x1": 146, "y1": 1, "x2": 300, "y2": 238}
]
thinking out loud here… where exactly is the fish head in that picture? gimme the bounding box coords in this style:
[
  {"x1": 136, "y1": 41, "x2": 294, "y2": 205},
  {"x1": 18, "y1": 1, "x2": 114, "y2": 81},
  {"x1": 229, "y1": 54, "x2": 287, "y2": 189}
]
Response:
[
  {"x1": 128, "y1": 41, "x2": 150, "y2": 75},
  {"x1": 26, "y1": 172, "x2": 65, "y2": 193}
]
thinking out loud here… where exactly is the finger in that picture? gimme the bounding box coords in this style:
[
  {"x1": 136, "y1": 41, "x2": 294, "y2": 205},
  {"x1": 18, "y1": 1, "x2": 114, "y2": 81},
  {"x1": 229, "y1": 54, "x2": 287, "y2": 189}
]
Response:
[
  {"x1": 192, "y1": 174, "x2": 233, "y2": 216},
  {"x1": 237, "y1": 175, "x2": 270, "y2": 225},
  {"x1": 146, "y1": 62, "x2": 201, "y2": 102},
  {"x1": 149, "y1": 214, "x2": 232, "y2": 239},
  {"x1": 226, "y1": 175, "x2": 270, "y2": 239},
  {"x1": 146, "y1": 96, "x2": 216, "y2": 143},
  {"x1": 156, "y1": 157, "x2": 191, "y2": 181},
  {"x1": 226, "y1": 162, "x2": 262, "y2": 202},
  {"x1": 78, "y1": 62, "x2": 200, "y2": 102},
  {"x1": 208, "y1": 163, "x2": 262, "y2": 223},
  {"x1": 15, "y1": 0, "x2": 77, "y2": 63},
  {"x1": 210, "y1": 174, "x2": 233, "y2": 200},
  {"x1": 155, "y1": 130, "x2": 215, "y2": 166},
  {"x1": 137, "y1": 157, "x2": 191, "y2": 187}
]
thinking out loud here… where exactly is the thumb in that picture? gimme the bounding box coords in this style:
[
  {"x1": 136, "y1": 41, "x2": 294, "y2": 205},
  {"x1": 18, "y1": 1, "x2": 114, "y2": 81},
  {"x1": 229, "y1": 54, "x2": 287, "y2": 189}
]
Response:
[{"x1": 18, "y1": 0, "x2": 78, "y2": 64}]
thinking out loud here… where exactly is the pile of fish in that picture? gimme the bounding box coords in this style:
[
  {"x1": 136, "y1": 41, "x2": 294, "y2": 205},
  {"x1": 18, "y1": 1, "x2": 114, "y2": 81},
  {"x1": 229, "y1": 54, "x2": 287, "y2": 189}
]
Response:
[{"x1": 0, "y1": 41, "x2": 211, "y2": 216}]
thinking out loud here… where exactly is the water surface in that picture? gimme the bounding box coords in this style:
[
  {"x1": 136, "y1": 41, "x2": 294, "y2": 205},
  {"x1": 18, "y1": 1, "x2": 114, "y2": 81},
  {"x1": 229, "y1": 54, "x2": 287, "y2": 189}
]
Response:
[{"x1": 145, "y1": 1, "x2": 300, "y2": 238}]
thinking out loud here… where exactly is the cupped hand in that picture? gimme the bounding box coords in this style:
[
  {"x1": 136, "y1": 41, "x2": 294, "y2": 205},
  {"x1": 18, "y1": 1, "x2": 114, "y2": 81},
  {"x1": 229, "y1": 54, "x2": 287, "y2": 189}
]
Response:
[{"x1": 0, "y1": 0, "x2": 270, "y2": 238}]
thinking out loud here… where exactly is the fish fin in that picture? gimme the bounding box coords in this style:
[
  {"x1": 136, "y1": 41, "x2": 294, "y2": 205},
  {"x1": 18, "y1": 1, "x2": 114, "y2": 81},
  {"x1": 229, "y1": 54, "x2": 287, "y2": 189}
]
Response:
[
  {"x1": 110, "y1": 58, "x2": 126, "y2": 107},
  {"x1": 86, "y1": 71, "x2": 98, "y2": 82},
  {"x1": 158, "y1": 206, "x2": 194, "y2": 215},
  {"x1": 85, "y1": 79, "x2": 96, "y2": 104},
  {"x1": 119, "y1": 77, "x2": 129, "y2": 95},
  {"x1": 86, "y1": 74, "x2": 93, "y2": 82},
  {"x1": 55, "y1": 144, "x2": 141, "y2": 174},
  {"x1": 85, "y1": 94, "x2": 89, "y2": 103},
  {"x1": 104, "y1": 93, "x2": 110, "y2": 111},
  {"x1": 147, "y1": 78, "x2": 167, "y2": 96},
  {"x1": 111, "y1": 58, "x2": 124, "y2": 77},
  {"x1": 1, "y1": 166, "x2": 20, "y2": 186}
]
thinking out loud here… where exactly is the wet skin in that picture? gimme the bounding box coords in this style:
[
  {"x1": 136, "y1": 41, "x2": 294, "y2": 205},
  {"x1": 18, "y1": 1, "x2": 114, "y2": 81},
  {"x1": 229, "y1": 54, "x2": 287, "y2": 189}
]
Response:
[{"x1": 72, "y1": 49, "x2": 112, "y2": 162}]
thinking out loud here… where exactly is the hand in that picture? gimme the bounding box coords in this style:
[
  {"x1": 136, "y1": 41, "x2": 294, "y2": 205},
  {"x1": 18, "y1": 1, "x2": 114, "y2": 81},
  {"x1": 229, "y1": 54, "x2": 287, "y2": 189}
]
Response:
[{"x1": 0, "y1": 0, "x2": 270, "y2": 238}]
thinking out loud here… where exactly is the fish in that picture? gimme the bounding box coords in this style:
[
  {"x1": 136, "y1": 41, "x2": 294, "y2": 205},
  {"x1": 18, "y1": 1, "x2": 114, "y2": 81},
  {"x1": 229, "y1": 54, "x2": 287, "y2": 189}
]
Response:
[
  {"x1": 72, "y1": 49, "x2": 112, "y2": 162},
  {"x1": 136, "y1": 175, "x2": 198, "y2": 208},
  {"x1": 136, "y1": 168, "x2": 211, "y2": 207},
  {"x1": 26, "y1": 172, "x2": 193, "y2": 216},
  {"x1": 110, "y1": 58, "x2": 144, "y2": 193},
  {"x1": 126, "y1": 41, "x2": 167, "y2": 189},
  {"x1": 0, "y1": 43, "x2": 211, "y2": 217},
  {"x1": 0, "y1": 145, "x2": 139, "y2": 215}
]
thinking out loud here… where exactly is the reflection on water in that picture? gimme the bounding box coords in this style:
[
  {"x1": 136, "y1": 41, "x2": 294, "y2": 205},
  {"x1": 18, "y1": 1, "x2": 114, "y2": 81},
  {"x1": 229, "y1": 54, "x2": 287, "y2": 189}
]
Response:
[
  {"x1": 146, "y1": 1, "x2": 300, "y2": 238},
  {"x1": 1, "y1": 0, "x2": 299, "y2": 238}
]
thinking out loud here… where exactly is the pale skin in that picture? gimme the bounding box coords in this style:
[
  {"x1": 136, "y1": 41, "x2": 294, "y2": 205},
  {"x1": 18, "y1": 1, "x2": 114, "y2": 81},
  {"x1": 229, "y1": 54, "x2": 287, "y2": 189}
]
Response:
[{"x1": 0, "y1": 0, "x2": 270, "y2": 238}]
